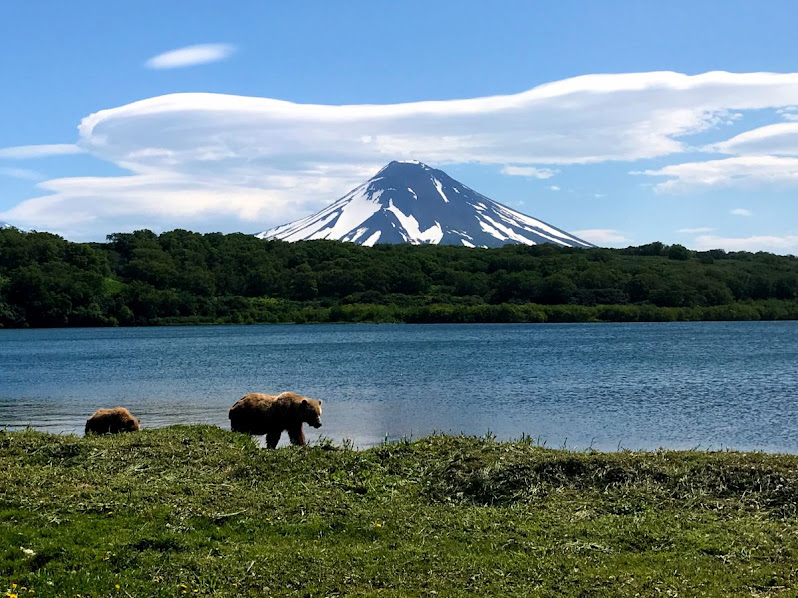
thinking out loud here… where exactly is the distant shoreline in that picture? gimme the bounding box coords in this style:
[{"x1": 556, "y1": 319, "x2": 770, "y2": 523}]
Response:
[{"x1": 2, "y1": 298, "x2": 798, "y2": 329}]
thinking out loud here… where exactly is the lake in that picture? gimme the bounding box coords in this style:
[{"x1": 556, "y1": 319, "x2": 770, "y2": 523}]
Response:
[{"x1": 1, "y1": 322, "x2": 797, "y2": 452}]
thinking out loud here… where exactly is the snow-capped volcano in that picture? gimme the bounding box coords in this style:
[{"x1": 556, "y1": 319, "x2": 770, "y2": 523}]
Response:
[{"x1": 257, "y1": 161, "x2": 593, "y2": 248}]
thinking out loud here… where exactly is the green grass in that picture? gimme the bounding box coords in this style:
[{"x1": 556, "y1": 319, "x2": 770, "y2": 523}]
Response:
[{"x1": 2, "y1": 427, "x2": 798, "y2": 597}]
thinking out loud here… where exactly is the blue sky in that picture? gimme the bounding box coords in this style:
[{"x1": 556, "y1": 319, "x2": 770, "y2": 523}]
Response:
[{"x1": 2, "y1": 0, "x2": 798, "y2": 252}]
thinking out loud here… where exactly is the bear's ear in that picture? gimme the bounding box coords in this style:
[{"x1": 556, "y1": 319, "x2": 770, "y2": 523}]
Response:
[
  {"x1": 301, "y1": 398, "x2": 309, "y2": 406},
  {"x1": 317, "y1": 399, "x2": 322, "y2": 405}
]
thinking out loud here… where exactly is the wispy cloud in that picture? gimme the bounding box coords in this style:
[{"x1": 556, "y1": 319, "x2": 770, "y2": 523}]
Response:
[
  {"x1": 0, "y1": 168, "x2": 374, "y2": 235},
  {"x1": 644, "y1": 121, "x2": 798, "y2": 191},
  {"x1": 0, "y1": 167, "x2": 44, "y2": 181},
  {"x1": 572, "y1": 229, "x2": 631, "y2": 246},
  {"x1": 694, "y1": 234, "x2": 798, "y2": 254},
  {"x1": 730, "y1": 208, "x2": 753, "y2": 217},
  {"x1": 500, "y1": 165, "x2": 557, "y2": 179},
  {"x1": 0, "y1": 144, "x2": 83, "y2": 159},
  {"x1": 778, "y1": 107, "x2": 798, "y2": 122},
  {"x1": 549, "y1": 185, "x2": 561, "y2": 191},
  {"x1": 145, "y1": 44, "x2": 236, "y2": 69},
  {"x1": 642, "y1": 156, "x2": 798, "y2": 192},
  {"x1": 677, "y1": 227, "x2": 714, "y2": 233},
  {"x1": 711, "y1": 122, "x2": 798, "y2": 156}
]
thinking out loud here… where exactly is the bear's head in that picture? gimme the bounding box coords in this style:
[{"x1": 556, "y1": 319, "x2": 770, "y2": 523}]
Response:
[{"x1": 302, "y1": 398, "x2": 323, "y2": 428}]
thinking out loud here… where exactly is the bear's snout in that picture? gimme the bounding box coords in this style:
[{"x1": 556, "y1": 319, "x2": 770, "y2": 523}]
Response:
[{"x1": 312, "y1": 421, "x2": 322, "y2": 428}]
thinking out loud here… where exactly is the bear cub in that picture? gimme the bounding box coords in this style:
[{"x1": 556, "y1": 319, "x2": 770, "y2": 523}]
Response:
[
  {"x1": 229, "y1": 392, "x2": 322, "y2": 448},
  {"x1": 85, "y1": 407, "x2": 140, "y2": 435}
]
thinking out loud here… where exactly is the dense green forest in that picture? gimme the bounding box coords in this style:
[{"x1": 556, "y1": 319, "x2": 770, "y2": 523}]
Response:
[{"x1": 1, "y1": 227, "x2": 797, "y2": 328}]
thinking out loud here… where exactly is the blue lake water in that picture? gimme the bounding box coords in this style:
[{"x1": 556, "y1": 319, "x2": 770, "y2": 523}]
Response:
[{"x1": 1, "y1": 322, "x2": 797, "y2": 452}]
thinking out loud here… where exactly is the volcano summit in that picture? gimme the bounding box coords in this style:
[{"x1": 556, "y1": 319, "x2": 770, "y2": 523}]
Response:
[{"x1": 258, "y1": 161, "x2": 592, "y2": 248}]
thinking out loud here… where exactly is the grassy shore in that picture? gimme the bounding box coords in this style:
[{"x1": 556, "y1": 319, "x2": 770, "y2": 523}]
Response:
[{"x1": 2, "y1": 427, "x2": 798, "y2": 597}]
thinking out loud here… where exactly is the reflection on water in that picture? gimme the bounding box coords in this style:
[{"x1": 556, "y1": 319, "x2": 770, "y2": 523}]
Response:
[{"x1": 1, "y1": 322, "x2": 797, "y2": 451}]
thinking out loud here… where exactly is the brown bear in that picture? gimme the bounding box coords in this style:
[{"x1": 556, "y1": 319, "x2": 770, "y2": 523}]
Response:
[
  {"x1": 229, "y1": 392, "x2": 322, "y2": 448},
  {"x1": 85, "y1": 407, "x2": 140, "y2": 435}
]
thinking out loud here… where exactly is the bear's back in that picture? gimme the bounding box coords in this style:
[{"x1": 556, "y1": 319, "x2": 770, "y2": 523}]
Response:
[
  {"x1": 232, "y1": 392, "x2": 311, "y2": 412},
  {"x1": 85, "y1": 406, "x2": 139, "y2": 434},
  {"x1": 234, "y1": 393, "x2": 279, "y2": 411}
]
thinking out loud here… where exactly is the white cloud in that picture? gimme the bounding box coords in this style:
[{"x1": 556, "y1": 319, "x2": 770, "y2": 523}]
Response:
[
  {"x1": 1, "y1": 166, "x2": 374, "y2": 237},
  {"x1": 500, "y1": 165, "x2": 558, "y2": 178},
  {"x1": 0, "y1": 144, "x2": 83, "y2": 159},
  {"x1": 730, "y1": 208, "x2": 752, "y2": 217},
  {"x1": 572, "y1": 228, "x2": 631, "y2": 246},
  {"x1": 711, "y1": 122, "x2": 798, "y2": 155},
  {"x1": 693, "y1": 234, "x2": 798, "y2": 254},
  {"x1": 548, "y1": 185, "x2": 561, "y2": 191},
  {"x1": 642, "y1": 156, "x2": 798, "y2": 192},
  {"x1": 75, "y1": 72, "x2": 798, "y2": 170},
  {"x1": 12, "y1": 70, "x2": 798, "y2": 237},
  {"x1": 145, "y1": 44, "x2": 236, "y2": 69},
  {"x1": 0, "y1": 167, "x2": 43, "y2": 181},
  {"x1": 677, "y1": 227, "x2": 714, "y2": 233},
  {"x1": 778, "y1": 107, "x2": 798, "y2": 121},
  {"x1": 645, "y1": 122, "x2": 798, "y2": 191}
]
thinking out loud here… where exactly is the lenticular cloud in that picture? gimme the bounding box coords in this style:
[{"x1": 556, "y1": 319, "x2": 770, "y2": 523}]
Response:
[
  {"x1": 7, "y1": 70, "x2": 798, "y2": 238},
  {"x1": 77, "y1": 71, "x2": 798, "y2": 172},
  {"x1": 144, "y1": 44, "x2": 236, "y2": 69}
]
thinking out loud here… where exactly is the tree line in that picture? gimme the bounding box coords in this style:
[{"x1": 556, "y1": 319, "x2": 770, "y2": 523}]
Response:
[{"x1": 1, "y1": 227, "x2": 797, "y2": 328}]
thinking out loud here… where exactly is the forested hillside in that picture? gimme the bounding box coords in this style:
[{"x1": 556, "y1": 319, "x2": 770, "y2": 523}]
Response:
[{"x1": 1, "y1": 227, "x2": 797, "y2": 328}]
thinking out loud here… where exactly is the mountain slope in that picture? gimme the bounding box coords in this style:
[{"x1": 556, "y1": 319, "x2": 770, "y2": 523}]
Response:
[{"x1": 258, "y1": 161, "x2": 593, "y2": 248}]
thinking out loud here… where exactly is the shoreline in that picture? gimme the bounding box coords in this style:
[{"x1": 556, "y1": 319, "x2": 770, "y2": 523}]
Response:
[
  {"x1": 3, "y1": 425, "x2": 798, "y2": 456},
  {"x1": 2, "y1": 298, "x2": 798, "y2": 329}
]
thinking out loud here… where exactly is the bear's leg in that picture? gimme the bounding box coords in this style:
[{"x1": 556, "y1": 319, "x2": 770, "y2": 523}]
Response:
[
  {"x1": 288, "y1": 424, "x2": 306, "y2": 446},
  {"x1": 229, "y1": 412, "x2": 244, "y2": 433},
  {"x1": 266, "y1": 429, "x2": 282, "y2": 449}
]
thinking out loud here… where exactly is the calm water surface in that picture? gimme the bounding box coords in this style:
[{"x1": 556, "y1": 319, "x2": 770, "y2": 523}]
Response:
[{"x1": 1, "y1": 322, "x2": 797, "y2": 451}]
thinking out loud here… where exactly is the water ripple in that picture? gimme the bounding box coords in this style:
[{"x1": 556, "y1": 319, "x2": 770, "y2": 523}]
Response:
[{"x1": 1, "y1": 322, "x2": 797, "y2": 451}]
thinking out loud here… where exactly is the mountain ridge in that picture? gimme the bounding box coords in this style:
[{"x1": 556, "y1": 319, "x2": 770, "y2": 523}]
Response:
[{"x1": 257, "y1": 161, "x2": 593, "y2": 248}]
